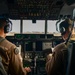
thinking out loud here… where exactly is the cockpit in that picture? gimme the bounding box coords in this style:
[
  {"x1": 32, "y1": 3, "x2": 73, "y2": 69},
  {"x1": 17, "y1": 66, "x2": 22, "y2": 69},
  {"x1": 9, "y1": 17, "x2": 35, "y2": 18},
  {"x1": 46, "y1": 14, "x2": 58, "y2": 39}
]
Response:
[{"x1": 0, "y1": 0, "x2": 75, "y2": 75}]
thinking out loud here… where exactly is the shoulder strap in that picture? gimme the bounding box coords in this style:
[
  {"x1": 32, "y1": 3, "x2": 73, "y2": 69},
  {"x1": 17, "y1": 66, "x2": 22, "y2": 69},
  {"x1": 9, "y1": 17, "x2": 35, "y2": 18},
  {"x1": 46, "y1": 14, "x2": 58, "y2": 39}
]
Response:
[
  {"x1": 62, "y1": 49, "x2": 68, "y2": 75},
  {"x1": 0, "y1": 37, "x2": 5, "y2": 44},
  {"x1": 0, "y1": 56, "x2": 7, "y2": 75},
  {"x1": 66, "y1": 43, "x2": 73, "y2": 75},
  {"x1": 0, "y1": 38, "x2": 7, "y2": 75}
]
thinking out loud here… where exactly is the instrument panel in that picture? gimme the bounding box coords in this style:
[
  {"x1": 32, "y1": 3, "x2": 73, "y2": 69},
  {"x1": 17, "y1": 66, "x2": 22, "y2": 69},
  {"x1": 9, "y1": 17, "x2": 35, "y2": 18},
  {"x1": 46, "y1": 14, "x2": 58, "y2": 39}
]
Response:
[
  {"x1": 14, "y1": 34, "x2": 53, "y2": 39},
  {"x1": 6, "y1": 34, "x2": 63, "y2": 75}
]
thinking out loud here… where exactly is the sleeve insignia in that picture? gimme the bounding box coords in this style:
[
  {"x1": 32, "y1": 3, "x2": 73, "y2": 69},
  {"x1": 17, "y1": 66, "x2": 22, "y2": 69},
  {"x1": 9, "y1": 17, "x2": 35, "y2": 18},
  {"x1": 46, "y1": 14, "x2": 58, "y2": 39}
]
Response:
[{"x1": 14, "y1": 48, "x2": 19, "y2": 55}]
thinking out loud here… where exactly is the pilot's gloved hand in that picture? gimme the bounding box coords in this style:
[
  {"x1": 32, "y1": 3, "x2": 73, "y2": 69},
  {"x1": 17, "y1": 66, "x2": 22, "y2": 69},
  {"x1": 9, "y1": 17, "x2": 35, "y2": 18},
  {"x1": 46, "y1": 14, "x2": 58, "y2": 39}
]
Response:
[{"x1": 24, "y1": 67, "x2": 31, "y2": 73}]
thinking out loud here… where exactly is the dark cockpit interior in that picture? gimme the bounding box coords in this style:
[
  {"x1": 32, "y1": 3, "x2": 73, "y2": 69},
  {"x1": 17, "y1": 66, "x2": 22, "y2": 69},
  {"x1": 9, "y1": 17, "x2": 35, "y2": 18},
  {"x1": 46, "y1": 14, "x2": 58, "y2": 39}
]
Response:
[
  {"x1": 0, "y1": 0, "x2": 75, "y2": 20},
  {"x1": 0, "y1": 0, "x2": 75, "y2": 75}
]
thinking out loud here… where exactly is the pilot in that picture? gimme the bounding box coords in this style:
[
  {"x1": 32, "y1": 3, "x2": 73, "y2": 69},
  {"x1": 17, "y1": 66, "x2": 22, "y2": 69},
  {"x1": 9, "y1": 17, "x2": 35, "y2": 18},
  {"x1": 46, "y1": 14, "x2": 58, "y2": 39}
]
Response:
[
  {"x1": 0, "y1": 18, "x2": 31, "y2": 75},
  {"x1": 45, "y1": 18, "x2": 73, "y2": 75}
]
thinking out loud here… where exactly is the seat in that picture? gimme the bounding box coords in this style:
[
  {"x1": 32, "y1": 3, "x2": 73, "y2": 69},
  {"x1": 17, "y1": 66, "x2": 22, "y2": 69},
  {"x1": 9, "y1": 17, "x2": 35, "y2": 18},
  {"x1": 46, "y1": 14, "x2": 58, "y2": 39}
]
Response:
[
  {"x1": 66, "y1": 42, "x2": 75, "y2": 75},
  {"x1": 0, "y1": 56, "x2": 7, "y2": 75}
]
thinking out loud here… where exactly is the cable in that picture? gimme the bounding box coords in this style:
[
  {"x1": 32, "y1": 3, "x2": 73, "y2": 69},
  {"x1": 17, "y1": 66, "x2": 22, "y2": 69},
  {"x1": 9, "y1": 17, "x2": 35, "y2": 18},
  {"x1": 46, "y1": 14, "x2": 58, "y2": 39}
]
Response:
[{"x1": 65, "y1": 8, "x2": 75, "y2": 45}]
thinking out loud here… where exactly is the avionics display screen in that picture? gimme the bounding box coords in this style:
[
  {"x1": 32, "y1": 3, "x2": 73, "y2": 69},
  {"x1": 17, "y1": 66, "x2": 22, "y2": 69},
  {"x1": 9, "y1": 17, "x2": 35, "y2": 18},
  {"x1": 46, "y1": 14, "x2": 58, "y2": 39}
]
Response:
[
  {"x1": 42, "y1": 42, "x2": 52, "y2": 50},
  {"x1": 24, "y1": 41, "x2": 53, "y2": 51},
  {"x1": 35, "y1": 41, "x2": 42, "y2": 51},
  {"x1": 25, "y1": 41, "x2": 33, "y2": 51},
  {"x1": 36, "y1": 41, "x2": 52, "y2": 51},
  {"x1": 25, "y1": 41, "x2": 42, "y2": 51}
]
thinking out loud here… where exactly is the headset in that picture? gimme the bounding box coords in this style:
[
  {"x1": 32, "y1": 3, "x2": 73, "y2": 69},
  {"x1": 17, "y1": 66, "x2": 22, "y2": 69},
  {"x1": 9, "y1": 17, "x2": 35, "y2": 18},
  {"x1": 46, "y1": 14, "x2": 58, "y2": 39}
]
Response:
[
  {"x1": 4, "y1": 19, "x2": 12, "y2": 33},
  {"x1": 59, "y1": 26, "x2": 66, "y2": 35},
  {"x1": 59, "y1": 20, "x2": 67, "y2": 35},
  {"x1": 0, "y1": 17, "x2": 12, "y2": 33},
  {"x1": 56, "y1": 18, "x2": 73, "y2": 35}
]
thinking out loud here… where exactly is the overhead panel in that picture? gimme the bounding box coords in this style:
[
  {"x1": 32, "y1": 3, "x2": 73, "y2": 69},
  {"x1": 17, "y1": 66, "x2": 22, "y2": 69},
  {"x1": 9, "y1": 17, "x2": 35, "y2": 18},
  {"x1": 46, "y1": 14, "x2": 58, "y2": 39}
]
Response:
[{"x1": 7, "y1": 0, "x2": 64, "y2": 20}]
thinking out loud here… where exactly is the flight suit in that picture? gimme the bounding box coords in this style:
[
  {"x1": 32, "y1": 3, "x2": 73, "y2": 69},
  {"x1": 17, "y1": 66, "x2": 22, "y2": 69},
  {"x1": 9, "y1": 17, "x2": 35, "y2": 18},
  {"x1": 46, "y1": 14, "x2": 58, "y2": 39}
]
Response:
[
  {"x1": 46, "y1": 42, "x2": 68, "y2": 75},
  {"x1": 0, "y1": 37, "x2": 27, "y2": 75}
]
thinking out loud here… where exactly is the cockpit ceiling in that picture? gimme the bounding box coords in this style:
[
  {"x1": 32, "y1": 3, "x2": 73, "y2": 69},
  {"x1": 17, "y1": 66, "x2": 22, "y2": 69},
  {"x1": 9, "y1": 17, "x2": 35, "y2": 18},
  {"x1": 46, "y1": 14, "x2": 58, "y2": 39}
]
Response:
[{"x1": 0, "y1": 0, "x2": 75, "y2": 20}]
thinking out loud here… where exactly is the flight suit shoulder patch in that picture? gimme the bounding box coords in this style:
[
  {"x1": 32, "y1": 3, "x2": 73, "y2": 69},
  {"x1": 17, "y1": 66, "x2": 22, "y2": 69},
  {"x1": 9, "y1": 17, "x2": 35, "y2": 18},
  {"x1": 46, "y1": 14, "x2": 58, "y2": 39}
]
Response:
[{"x1": 14, "y1": 48, "x2": 19, "y2": 55}]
